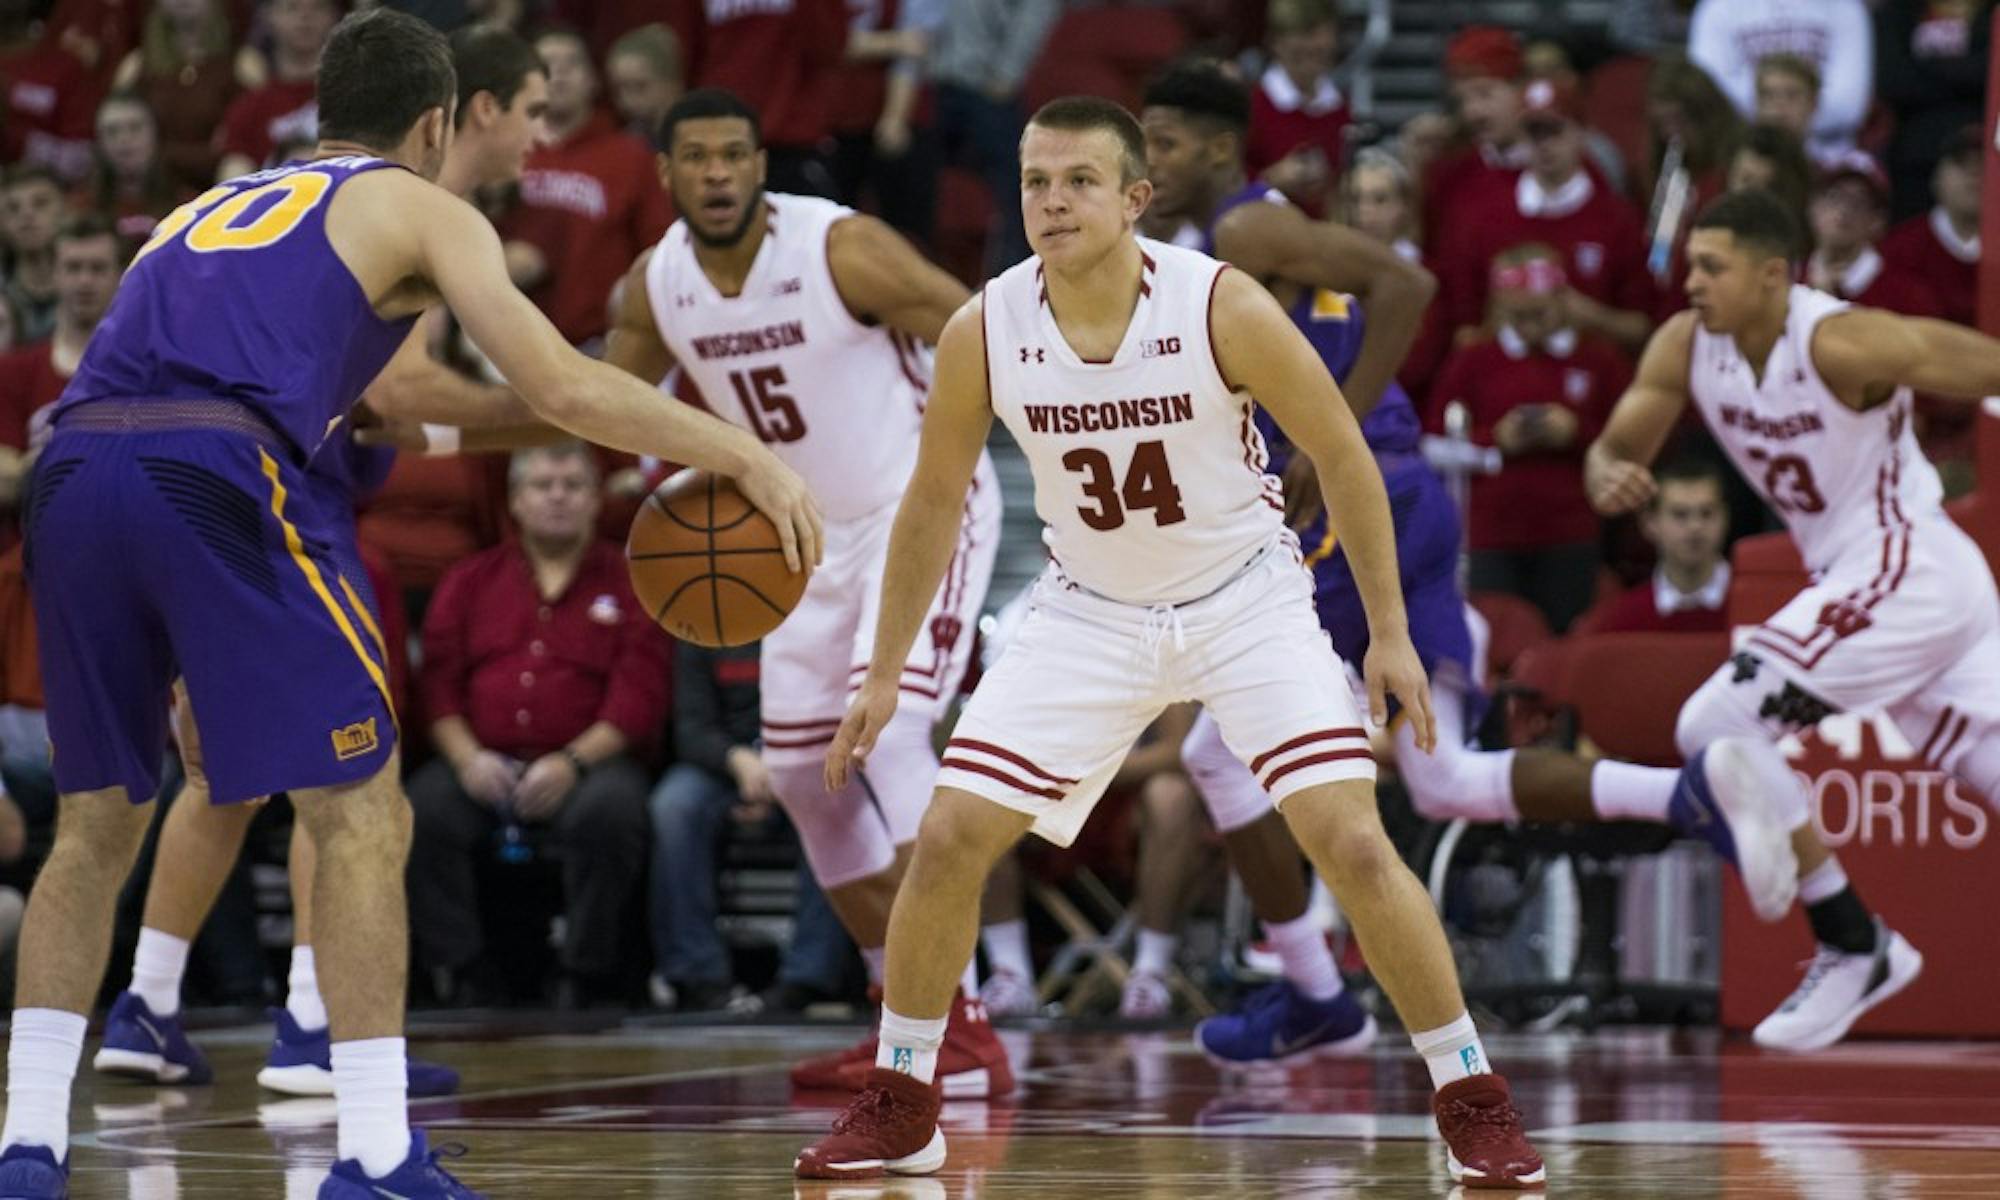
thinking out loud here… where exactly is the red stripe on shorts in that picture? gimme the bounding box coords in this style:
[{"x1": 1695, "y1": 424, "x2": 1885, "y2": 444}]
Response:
[
  {"x1": 939, "y1": 757, "x2": 1066, "y2": 800},
  {"x1": 1261, "y1": 748, "x2": 1375, "y2": 791},
  {"x1": 945, "y1": 738, "x2": 1079, "y2": 786},
  {"x1": 1249, "y1": 728, "x2": 1368, "y2": 776}
]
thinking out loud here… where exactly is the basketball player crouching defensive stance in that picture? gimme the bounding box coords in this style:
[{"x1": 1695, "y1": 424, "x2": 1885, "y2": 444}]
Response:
[{"x1": 795, "y1": 97, "x2": 1544, "y2": 1189}]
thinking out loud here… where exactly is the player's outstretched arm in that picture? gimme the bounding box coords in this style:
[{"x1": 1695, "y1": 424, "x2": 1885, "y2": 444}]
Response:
[
  {"x1": 827, "y1": 214, "x2": 973, "y2": 344},
  {"x1": 1585, "y1": 311, "x2": 1695, "y2": 515},
  {"x1": 363, "y1": 310, "x2": 536, "y2": 427},
  {"x1": 1212, "y1": 267, "x2": 1434, "y2": 751},
  {"x1": 401, "y1": 182, "x2": 823, "y2": 570},
  {"x1": 1211, "y1": 199, "x2": 1434, "y2": 420},
  {"x1": 605, "y1": 249, "x2": 679, "y2": 384},
  {"x1": 825, "y1": 296, "x2": 995, "y2": 789},
  {"x1": 1816, "y1": 307, "x2": 2000, "y2": 406}
]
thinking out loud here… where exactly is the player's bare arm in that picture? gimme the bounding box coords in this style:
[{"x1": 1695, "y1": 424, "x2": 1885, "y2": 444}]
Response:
[
  {"x1": 825, "y1": 297, "x2": 995, "y2": 789},
  {"x1": 1211, "y1": 267, "x2": 1435, "y2": 750},
  {"x1": 1814, "y1": 306, "x2": 2000, "y2": 410},
  {"x1": 827, "y1": 213, "x2": 973, "y2": 344},
  {"x1": 605, "y1": 248, "x2": 680, "y2": 383},
  {"x1": 1211, "y1": 199, "x2": 1435, "y2": 420},
  {"x1": 361, "y1": 310, "x2": 534, "y2": 426},
  {"x1": 1585, "y1": 310, "x2": 1696, "y2": 515},
  {"x1": 332, "y1": 169, "x2": 823, "y2": 570}
]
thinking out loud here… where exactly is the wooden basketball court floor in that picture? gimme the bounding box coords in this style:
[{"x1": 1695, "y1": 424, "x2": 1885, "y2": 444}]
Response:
[{"x1": 17, "y1": 1014, "x2": 2000, "y2": 1197}]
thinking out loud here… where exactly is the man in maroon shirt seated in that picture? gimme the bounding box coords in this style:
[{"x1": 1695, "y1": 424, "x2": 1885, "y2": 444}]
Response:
[
  {"x1": 1882, "y1": 125, "x2": 1982, "y2": 329},
  {"x1": 407, "y1": 443, "x2": 672, "y2": 1007},
  {"x1": 1430, "y1": 243, "x2": 1630, "y2": 632},
  {"x1": 1805, "y1": 153, "x2": 1940, "y2": 317},
  {"x1": 1595, "y1": 458, "x2": 1732, "y2": 635}
]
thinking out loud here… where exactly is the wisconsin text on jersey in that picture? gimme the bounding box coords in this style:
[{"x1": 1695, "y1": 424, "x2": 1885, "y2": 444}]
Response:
[
  {"x1": 1716, "y1": 404, "x2": 1827, "y2": 440},
  {"x1": 1022, "y1": 394, "x2": 1197, "y2": 434},
  {"x1": 688, "y1": 321, "x2": 809, "y2": 360}
]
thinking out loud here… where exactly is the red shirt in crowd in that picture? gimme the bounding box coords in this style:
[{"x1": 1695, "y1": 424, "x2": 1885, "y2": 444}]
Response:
[
  {"x1": 825, "y1": 0, "x2": 901, "y2": 138},
  {"x1": 216, "y1": 78, "x2": 317, "y2": 168},
  {"x1": 1247, "y1": 63, "x2": 1349, "y2": 216},
  {"x1": 1430, "y1": 325, "x2": 1630, "y2": 551},
  {"x1": 503, "y1": 109, "x2": 671, "y2": 346},
  {"x1": 668, "y1": 0, "x2": 848, "y2": 149},
  {"x1": 1592, "y1": 563, "x2": 1731, "y2": 635},
  {"x1": 420, "y1": 539, "x2": 672, "y2": 760},
  {"x1": 0, "y1": 41, "x2": 97, "y2": 180},
  {"x1": 1440, "y1": 170, "x2": 1655, "y2": 334},
  {"x1": 356, "y1": 454, "x2": 508, "y2": 593},
  {"x1": 0, "y1": 342, "x2": 68, "y2": 449},
  {"x1": 1812, "y1": 246, "x2": 1940, "y2": 317},
  {"x1": 1881, "y1": 207, "x2": 1979, "y2": 327},
  {"x1": 1421, "y1": 140, "x2": 1528, "y2": 246}
]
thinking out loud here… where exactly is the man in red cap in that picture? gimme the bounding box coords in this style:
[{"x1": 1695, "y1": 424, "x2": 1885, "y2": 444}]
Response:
[
  {"x1": 1806, "y1": 152, "x2": 1939, "y2": 316},
  {"x1": 1421, "y1": 25, "x2": 1528, "y2": 242},
  {"x1": 1437, "y1": 76, "x2": 1654, "y2": 354}
]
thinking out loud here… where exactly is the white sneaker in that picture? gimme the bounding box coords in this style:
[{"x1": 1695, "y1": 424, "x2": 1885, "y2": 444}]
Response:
[
  {"x1": 977, "y1": 969, "x2": 1038, "y2": 1018},
  {"x1": 1119, "y1": 970, "x2": 1173, "y2": 1019},
  {"x1": 1753, "y1": 923, "x2": 1923, "y2": 1052}
]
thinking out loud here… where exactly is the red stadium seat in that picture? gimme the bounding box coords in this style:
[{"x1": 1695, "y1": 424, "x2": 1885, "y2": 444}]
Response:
[
  {"x1": 1467, "y1": 589, "x2": 1554, "y2": 680},
  {"x1": 1564, "y1": 632, "x2": 1731, "y2": 767}
]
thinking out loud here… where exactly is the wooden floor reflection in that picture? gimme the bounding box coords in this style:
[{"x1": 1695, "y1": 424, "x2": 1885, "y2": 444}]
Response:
[{"x1": 20, "y1": 1015, "x2": 2000, "y2": 1197}]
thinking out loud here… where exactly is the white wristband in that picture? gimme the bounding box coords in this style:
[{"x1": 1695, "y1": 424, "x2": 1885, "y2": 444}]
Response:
[{"x1": 421, "y1": 423, "x2": 462, "y2": 457}]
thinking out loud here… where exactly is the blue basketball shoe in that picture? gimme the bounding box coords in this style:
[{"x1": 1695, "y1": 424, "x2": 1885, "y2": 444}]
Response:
[
  {"x1": 91, "y1": 992, "x2": 212, "y2": 1085},
  {"x1": 257, "y1": 1010, "x2": 461, "y2": 1097},
  {"x1": 318, "y1": 1132, "x2": 483, "y2": 1199},
  {"x1": 1670, "y1": 737, "x2": 1799, "y2": 922},
  {"x1": 1194, "y1": 981, "x2": 1377, "y2": 1068},
  {"x1": 0, "y1": 1144, "x2": 67, "y2": 1199}
]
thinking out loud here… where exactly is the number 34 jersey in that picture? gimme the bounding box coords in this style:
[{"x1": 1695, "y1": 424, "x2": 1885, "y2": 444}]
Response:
[
  {"x1": 644, "y1": 193, "x2": 931, "y2": 522},
  {"x1": 984, "y1": 238, "x2": 1287, "y2": 606},
  {"x1": 1688, "y1": 284, "x2": 1943, "y2": 575}
]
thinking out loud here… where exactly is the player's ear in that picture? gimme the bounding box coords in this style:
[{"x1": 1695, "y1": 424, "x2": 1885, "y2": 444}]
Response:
[
  {"x1": 655, "y1": 150, "x2": 671, "y2": 190},
  {"x1": 1126, "y1": 176, "x2": 1154, "y2": 223},
  {"x1": 754, "y1": 146, "x2": 768, "y2": 190}
]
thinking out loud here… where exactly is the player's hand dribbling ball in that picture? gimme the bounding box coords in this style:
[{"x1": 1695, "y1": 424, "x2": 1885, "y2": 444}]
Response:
[{"x1": 627, "y1": 469, "x2": 811, "y2": 647}]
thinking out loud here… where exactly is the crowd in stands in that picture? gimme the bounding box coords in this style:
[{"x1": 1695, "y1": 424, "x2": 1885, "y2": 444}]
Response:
[{"x1": 0, "y1": 0, "x2": 1988, "y2": 1014}]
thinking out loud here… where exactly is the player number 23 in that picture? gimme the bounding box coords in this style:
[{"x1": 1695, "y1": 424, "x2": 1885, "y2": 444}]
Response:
[
  {"x1": 133, "y1": 172, "x2": 333, "y2": 265},
  {"x1": 1063, "y1": 441, "x2": 1187, "y2": 531}
]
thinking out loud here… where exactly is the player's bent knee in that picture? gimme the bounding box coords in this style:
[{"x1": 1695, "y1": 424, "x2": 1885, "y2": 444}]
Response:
[
  {"x1": 1141, "y1": 772, "x2": 1200, "y2": 827},
  {"x1": 55, "y1": 787, "x2": 154, "y2": 865},
  {"x1": 913, "y1": 788, "x2": 1033, "y2": 879},
  {"x1": 291, "y1": 757, "x2": 409, "y2": 854}
]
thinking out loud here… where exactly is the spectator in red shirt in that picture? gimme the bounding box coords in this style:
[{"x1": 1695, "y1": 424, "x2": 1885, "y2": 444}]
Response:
[
  {"x1": 408, "y1": 444, "x2": 672, "y2": 1006},
  {"x1": 502, "y1": 29, "x2": 672, "y2": 350},
  {"x1": 112, "y1": 0, "x2": 259, "y2": 191},
  {"x1": 1805, "y1": 153, "x2": 1940, "y2": 316},
  {"x1": 0, "y1": 214, "x2": 123, "y2": 535},
  {"x1": 1594, "y1": 458, "x2": 1732, "y2": 635},
  {"x1": 1882, "y1": 124, "x2": 1981, "y2": 328},
  {"x1": 667, "y1": 0, "x2": 848, "y2": 196},
  {"x1": 1432, "y1": 244, "x2": 1628, "y2": 632},
  {"x1": 1248, "y1": 0, "x2": 1349, "y2": 218},
  {"x1": 606, "y1": 23, "x2": 684, "y2": 141},
  {"x1": 1441, "y1": 77, "x2": 1656, "y2": 355},
  {"x1": 76, "y1": 93, "x2": 188, "y2": 244},
  {"x1": 1423, "y1": 25, "x2": 1529, "y2": 245},
  {"x1": 213, "y1": 0, "x2": 338, "y2": 179},
  {"x1": 825, "y1": 0, "x2": 935, "y2": 244},
  {"x1": 0, "y1": 0, "x2": 99, "y2": 182},
  {"x1": 2, "y1": 165, "x2": 67, "y2": 342}
]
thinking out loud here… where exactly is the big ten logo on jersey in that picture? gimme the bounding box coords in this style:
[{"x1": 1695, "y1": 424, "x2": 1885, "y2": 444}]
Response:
[
  {"x1": 1141, "y1": 336, "x2": 1181, "y2": 358},
  {"x1": 1779, "y1": 712, "x2": 1989, "y2": 852}
]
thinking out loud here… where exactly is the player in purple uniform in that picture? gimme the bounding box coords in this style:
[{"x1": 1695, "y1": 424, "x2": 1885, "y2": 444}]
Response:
[
  {"x1": 0, "y1": 11, "x2": 819, "y2": 1200},
  {"x1": 1139, "y1": 62, "x2": 1801, "y2": 1066}
]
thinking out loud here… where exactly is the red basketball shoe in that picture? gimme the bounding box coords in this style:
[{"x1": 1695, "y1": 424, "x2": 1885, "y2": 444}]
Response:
[
  {"x1": 834, "y1": 991, "x2": 1015, "y2": 1099},
  {"x1": 794, "y1": 1067, "x2": 946, "y2": 1179},
  {"x1": 1434, "y1": 1073, "x2": 1546, "y2": 1188}
]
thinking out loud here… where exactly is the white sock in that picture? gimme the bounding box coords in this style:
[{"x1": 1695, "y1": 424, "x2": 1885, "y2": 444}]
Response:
[
  {"x1": 1590, "y1": 761, "x2": 1678, "y2": 824},
  {"x1": 960, "y1": 953, "x2": 980, "y2": 999},
  {"x1": 1132, "y1": 928, "x2": 1177, "y2": 978},
  {"x1": 331, "y1": 1037, "x2": 410, "y2": 1178},
  {"x1": 1263, "y1": 911, "x2": 1342, "y2": 1001},
  {"x1": 875, "y1": 1007, "x2": 946, "y2": 1084},
  {"x1": 127, "y1": 1163, "x2": 178, "y2": 1200},
  {"x1": 1410, "y1": 1011, "x2": 1491, "y2": 1090},
  {"x1": 982, "y1": 919, "x2": 1032, "y2": 981},
  {"x1": 861, "y1": 945, "x2": 887, "y2": 986},
  {"x1": 1798, "y1": 857, "x2": 1849, "y2": 907},
  {"x1": 2, "y1": 1008, "x2": 87, "y2": 1155},
  {"x1": 286, "y1": 946, "x2": 327, "y2": 1032},
  {"x1": 130, "y1": 927, "x2": 190, "y2": 1018}
]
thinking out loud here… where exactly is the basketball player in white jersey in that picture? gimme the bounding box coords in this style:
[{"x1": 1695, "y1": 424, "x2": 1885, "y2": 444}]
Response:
[
  {"x1": 1588, "y1": 189, "x2": 2000, "y2": 1051},
  {"x1": 796, "y1": 97, "x2": 1544, "y2": 1189},
  {"x1": 601, "y1": 89, "x2": 1010, "y2": 1094}
]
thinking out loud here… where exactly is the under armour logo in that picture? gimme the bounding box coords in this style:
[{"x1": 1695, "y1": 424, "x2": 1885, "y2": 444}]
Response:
[
  {"x1": 1019, "y1": 347, "x2": 1045, "y2": 363},
  {"x1": 675, "y1": 294, "x2": 697, "y2": 309}
]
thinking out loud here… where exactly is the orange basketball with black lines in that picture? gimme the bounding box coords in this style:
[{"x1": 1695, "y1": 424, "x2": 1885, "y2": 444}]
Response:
[{"x1": 626, "y1": 469, "x2": 808, "y2": 647}]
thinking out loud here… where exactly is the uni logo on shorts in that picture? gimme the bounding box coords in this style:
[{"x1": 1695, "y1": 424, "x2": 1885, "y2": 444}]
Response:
[{"x1": 331, "y1": 718, "x2": 380, "y2": 761}]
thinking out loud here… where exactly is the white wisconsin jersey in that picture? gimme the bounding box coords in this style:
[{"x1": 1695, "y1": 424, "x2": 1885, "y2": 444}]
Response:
[
  {"x1": 984, "y1": 238, "x2": 1287, "y2": 605},
  {"x1": 1689, "y1": 285, "x2": 1943, "y2": 573},
  {"x1": 646, "y1": 193, "x2": 929, "y2": 521}
]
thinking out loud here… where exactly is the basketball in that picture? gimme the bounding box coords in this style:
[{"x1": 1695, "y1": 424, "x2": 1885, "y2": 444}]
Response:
[{"x1": 626, "y1": 469, "x2": 808, "y2": 647}]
